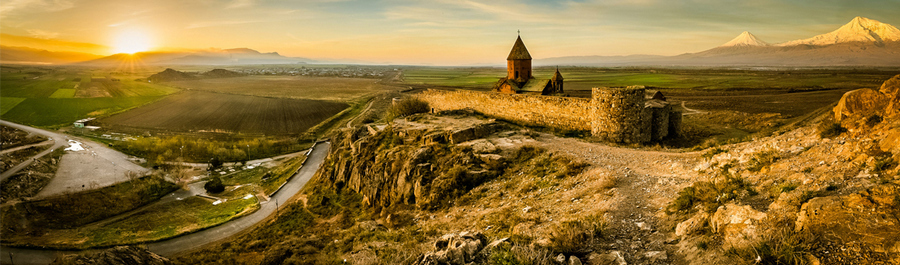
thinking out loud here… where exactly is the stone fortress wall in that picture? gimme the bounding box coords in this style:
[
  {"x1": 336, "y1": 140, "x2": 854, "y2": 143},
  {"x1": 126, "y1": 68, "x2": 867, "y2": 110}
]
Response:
[{"x1": 419, "y1": 86, "x2": 681, "y2": 143}]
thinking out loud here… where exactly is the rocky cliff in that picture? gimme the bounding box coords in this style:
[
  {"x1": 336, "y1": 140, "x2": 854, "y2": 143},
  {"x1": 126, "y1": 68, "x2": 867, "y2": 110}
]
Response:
[{"x1": 311, "y1": 114, "x2": 515, "y2": 212}]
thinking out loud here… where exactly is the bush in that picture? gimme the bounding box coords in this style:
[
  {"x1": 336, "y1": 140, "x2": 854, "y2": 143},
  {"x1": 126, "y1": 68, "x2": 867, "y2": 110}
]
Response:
[
  {"x1": 386, "y1": 97, "x2": 429, "y2": 120},
  {"x1": 747, "y1": 149, "x2": 779, "y2": 172},
  {"x1": 548, "y1": 216, "x2": 604, "y2": 254},
  {"x1": 727, "y1": 228, "x2": 815, "y2": 265},
  {"x1": 667, "y1": 174, "x2": 755, "y2": 213},
  {"x1": 817, "y1": 119, "x2": 846, "y2": 138},
  {"x1": 204, "y1": 177, "x2": 225, "y2": 193}
]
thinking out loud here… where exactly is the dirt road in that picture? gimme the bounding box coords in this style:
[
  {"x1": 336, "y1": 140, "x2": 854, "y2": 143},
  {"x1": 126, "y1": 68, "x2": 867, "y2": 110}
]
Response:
[{"x1": 0, "y1": 120, "x2": 66, "y2": 182}]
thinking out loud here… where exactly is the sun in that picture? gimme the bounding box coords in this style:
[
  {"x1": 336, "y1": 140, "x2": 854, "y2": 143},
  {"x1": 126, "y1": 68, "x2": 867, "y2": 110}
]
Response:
[{"x1": 112, "y1": 30, "x2": 153, "y2": 54}]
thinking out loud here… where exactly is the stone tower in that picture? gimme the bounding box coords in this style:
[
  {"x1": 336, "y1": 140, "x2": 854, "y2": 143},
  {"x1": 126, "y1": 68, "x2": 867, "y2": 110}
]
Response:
[
  {"x1": 507, "y1": 35, "x2": 532, "y2": 82},
  {"x1": 550, "y1": 67, "x2": 564, "y2": 93}
]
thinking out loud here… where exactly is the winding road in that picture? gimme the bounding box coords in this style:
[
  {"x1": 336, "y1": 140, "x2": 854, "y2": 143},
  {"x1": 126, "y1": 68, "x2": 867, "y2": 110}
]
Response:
[
  {"x1": 0, "y1": 141, "x2": 331, "y2": 265},
  {"x1": 0, "y1": 120, "x2": 67, "y2": 183}
]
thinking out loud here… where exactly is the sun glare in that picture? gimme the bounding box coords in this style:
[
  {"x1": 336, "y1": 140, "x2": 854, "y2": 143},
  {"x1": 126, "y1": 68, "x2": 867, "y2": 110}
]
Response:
[{"x1": 113, "y1": 30, "x2": 152, "y2": 54}]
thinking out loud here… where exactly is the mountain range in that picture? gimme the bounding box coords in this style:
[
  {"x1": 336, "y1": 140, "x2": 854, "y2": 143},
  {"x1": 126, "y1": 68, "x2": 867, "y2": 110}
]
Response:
[
  {"x1": 0, "y1": 46, "x2": 314, "y2": 66},
  {"x1": 538, "y1": 16, "x2": 900, "y2": 67}
]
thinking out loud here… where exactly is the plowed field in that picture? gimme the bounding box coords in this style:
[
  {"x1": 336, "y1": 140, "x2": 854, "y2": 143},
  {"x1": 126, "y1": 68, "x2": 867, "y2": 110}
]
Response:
[{"x1": 101, "y1": 91, "x2": 347, "y2": 135}]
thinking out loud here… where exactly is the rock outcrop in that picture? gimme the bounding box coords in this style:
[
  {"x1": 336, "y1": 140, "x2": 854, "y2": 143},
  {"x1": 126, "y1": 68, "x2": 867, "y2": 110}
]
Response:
[
  {"x1": 796, "y1": 184, "x2": 900, "y2": 254},
  {"x1": 312, "y1": 116, "x2": 509, "y2": 211},
  {"x1": 416, "y1": 232, "x2": 503, "y2": 265},
  {"x1": 710, "y1": 203, "x2": 767, "y2": 248},
  {"x1": 51, "y1": 246, "x2": 172, "y2": 265},
  {"x1": 834, "y1": 74, "x2": 900, "y2": 121}
]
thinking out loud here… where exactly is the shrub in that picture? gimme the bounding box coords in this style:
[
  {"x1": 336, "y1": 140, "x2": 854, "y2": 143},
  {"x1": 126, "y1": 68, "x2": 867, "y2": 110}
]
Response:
[
  {"x1": 386, "y1": 97, "x2": 429, "y2": 120},
  {"x1": 548, "y1": 216, "x2": 604, "y2": 254},
  {"x1": 204, "y1": 177, "x2": 225, "y2": 193},
  {"x1": 817, "y1": 119, "x2": 846, "y2": 138},
  {"x1": 747, "y1": 149, "x2": 779, "y2": 172},
  {"x1": 667, "y1": 174, "x2": 754, "y2": 213},
  {"x1": 702, "y1": 147, "x2": 726, "y2": 159},
  {"x1": 727, "y1": 228, "x2": 815, "y2": 265},
  {"x1": 872, "y1": 155, "x2": 897, "y2": 175}
]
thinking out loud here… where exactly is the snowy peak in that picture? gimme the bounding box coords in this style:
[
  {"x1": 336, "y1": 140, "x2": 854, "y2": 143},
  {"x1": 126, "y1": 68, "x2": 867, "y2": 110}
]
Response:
[
  {"x1": 780, "y1": 16, "x2": 900, "y2": 46},
  {"x1": 719, "y1": 31, "x2": 770, "y2": 47}
]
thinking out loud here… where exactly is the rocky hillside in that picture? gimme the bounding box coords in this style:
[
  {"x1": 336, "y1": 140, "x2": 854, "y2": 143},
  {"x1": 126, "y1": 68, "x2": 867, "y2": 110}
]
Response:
[{"x1": 174, "y1": 75, "x2": 900, "y2": 265}]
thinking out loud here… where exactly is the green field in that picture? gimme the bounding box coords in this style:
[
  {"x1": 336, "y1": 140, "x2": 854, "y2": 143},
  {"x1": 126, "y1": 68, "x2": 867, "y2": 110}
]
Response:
[
  {"x1": 48, "y1": 89, "x2": 76, "y2": 98},
  {"x1": 0, "y1": 65, "x2": 178, "y2": 127},
  {"x1": 0, "y1": 97, "x2": 26, "y2": 115},
  {"x1": 402, "y1": 67, "x2": 897, "y2": 91}
]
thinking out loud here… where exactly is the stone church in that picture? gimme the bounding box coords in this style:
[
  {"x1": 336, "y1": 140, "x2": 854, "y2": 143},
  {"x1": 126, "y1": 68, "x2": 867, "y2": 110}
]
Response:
[{"x1": 492, "y1": 35, "x2": 564, "y2": 95}]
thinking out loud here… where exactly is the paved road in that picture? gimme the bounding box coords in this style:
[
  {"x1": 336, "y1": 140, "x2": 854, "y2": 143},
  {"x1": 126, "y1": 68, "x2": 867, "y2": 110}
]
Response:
[
  {"x1": 0, "y1": 142, "x2": 331, "y2": 265},
  {"x1": 0, "y1": 120, "x2": 67, "y2": 182}
]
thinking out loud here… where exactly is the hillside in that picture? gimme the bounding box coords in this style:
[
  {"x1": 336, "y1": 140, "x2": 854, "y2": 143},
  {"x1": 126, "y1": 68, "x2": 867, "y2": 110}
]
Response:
[{"x1": 172, "y1": 75, "x2": 900, "y2": 265}]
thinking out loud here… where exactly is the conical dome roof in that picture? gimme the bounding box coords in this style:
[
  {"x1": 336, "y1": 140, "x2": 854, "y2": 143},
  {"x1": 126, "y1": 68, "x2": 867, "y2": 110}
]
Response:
[
  {"x1": 551, "y1": 68, "x2": 563, "y2": 80},
  {"x1": 507, "y1": 36, "x2": 532, "y2": 60}
]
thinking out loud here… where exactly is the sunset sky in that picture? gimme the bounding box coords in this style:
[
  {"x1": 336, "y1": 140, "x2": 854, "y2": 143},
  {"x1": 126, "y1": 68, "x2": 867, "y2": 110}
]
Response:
[{"x1": 1, "y1": 0, "x2": 897, "y2": 65}]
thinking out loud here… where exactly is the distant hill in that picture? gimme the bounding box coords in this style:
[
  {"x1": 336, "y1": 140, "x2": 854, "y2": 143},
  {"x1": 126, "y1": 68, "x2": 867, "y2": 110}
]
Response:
[
  {"x1": 147, "y1": 68, "x2": 245, "y2": 83},
  {"x1": 537, "y1": 16, "x2": 900, "y2": 67},
  {"x1": 81, "y1": 48, "x2": 315, "y2": 67},
  {"x1": 202, "y1": 69, "x2": 245, "y2": 78},
  {"x1": 148, "y1": 68, "x2": 197, "y2": 83},
  {"x1": 0, "y1": 45, "x2": 102, "y2": 64}
]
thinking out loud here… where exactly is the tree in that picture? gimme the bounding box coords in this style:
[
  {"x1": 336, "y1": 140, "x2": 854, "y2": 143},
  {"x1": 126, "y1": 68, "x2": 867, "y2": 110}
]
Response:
[{"x1": 204, "y1": 177, "x2": 225, "y2": 193}]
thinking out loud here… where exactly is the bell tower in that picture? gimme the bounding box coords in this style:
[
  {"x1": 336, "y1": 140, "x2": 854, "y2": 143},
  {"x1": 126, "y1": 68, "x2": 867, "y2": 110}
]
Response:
[{"x1": 506, "y1": 33, "x2": 532, "y2": 82}]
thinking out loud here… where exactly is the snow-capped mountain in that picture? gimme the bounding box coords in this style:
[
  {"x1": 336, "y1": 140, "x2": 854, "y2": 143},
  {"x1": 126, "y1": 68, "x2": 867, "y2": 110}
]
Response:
[
  {"x1": 539, "y1": 16, "x2": 900, "y2": 66},
  {"x1": 779, "y1": 16, "x2": 900, "y2": 46},
  {"x1": 719, "y1": 31, "x2": 770, "y2": 47}
]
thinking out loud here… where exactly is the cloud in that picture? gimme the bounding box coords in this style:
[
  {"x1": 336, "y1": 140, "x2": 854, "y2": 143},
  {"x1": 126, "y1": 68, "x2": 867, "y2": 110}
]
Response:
[
  {"x1": 186, "y1": 20, "x2": 261, "y2": 29},
  {"x1": 226, "y1": 0, "x2": 257, "y2": 9},
  {"x1": 0, "y1": 0, "x2": 74, "y2": 18},
  {"x1": 26, "y1": 29, "x2": 59, "y2": 39}
]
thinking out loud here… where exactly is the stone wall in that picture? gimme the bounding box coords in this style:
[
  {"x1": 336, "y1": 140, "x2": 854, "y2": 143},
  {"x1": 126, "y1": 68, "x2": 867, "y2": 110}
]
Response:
[
  {"x1": 418, "y1": 87, "x2": 681, "y2": 143},
  {"x1": 419, "y1": 89, "x2": 593, "y2": 131}
]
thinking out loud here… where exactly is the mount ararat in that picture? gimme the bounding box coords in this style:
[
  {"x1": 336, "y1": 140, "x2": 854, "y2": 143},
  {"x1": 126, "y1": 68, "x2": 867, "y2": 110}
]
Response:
[{"x1": 538, "y1": 16, "x2": 900, "y2": 67}]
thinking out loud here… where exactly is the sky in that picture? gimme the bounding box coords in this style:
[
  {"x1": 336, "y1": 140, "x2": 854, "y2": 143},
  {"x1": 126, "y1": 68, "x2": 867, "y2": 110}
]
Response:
[{"x1": 1, "y1": 0, "x2": 898, "y2": 65}]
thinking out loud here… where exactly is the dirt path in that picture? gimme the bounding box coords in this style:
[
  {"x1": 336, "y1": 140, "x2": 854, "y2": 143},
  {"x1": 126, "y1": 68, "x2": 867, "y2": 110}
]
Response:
[
  {"x1": 0, "y1": 140, "x2": 53, "y2": 155},
  {"x1": 347, "y1": 99, "x2": 376, "y2": 128},
  {"x1": 0, "y1": 120, "x2": 67, "y2": 183},
  {"x1": 680, "y1": 101, "x2": 706, "y2": 115},
  {"x1": 536, "y1": 135, "x2": 703, "y2": 264}
]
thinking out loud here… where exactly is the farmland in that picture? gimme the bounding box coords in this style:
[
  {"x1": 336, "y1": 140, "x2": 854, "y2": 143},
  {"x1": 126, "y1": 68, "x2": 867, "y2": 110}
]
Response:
[
  {"x1": 401, "y1": 66, "x2": 897, "y2": 91},
  {"x1": 101, "y1": 91, "x2": 348, "y2": 135},
  {"x1": 165, "y1": 75, "x2": 398, "y2": 101},
  {"x1": 0, "y1": 65, "x2": 178, "y2": 127}
]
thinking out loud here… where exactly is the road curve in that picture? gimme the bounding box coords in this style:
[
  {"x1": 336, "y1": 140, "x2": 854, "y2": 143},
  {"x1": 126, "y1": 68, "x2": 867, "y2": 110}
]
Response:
[
  {"x1": 0, "y1": 142, "x2": 331, "y2": 265},
  {"x1": 0, "y1": 120, "x2": 67, "y2": 182}
]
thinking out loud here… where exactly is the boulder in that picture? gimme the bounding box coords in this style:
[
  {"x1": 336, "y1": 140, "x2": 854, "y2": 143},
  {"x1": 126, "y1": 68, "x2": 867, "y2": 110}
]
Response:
[
  {"x1": 586, "y1": 251, "x2": 627, "y2": 265},
  {"x1": 710, "y1": 203, "x2": 767, "y2": 248},
  {"x1": 675, "y1": 211, "x2": 709, "y2": 238},
  {"x1": 833, "y1": 88, "x2": 888, "y2": 122},
  {"x1": 881, "y1": 74, "x2": 900, "y2": 117},
  {"x1": 795, "y1": 185, "x2": 900, "y2": 253},
  {"x1": 417, "y1": 232, "x2": 488, "y2": 265}
]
